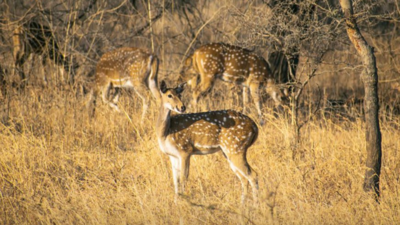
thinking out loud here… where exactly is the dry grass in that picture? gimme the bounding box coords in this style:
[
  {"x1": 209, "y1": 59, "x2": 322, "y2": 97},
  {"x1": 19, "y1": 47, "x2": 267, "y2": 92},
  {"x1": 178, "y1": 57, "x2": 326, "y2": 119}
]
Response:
[
  {"x1": 0, "y1": 83, "x2": 399, "y2": 225},
  {"x1": 1, "y1": 1, "x2": 400, "y2": 224}
]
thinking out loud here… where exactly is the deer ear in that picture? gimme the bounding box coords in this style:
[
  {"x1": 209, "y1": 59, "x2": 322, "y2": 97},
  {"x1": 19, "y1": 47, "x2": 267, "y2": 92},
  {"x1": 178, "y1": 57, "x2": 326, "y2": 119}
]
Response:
[
  {"x1": 175, "y1": 82, "x2": 186, "y2": 94},
  {"x1": 160, "y1": 80, "x2": 168, "y2": 93}
]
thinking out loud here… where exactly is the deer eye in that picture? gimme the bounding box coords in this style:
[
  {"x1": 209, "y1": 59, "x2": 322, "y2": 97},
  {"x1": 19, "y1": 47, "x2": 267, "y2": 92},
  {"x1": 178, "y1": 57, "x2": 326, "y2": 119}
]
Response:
[{"x1": 168, "y1": 94, "x2": 173, "y2": 98}]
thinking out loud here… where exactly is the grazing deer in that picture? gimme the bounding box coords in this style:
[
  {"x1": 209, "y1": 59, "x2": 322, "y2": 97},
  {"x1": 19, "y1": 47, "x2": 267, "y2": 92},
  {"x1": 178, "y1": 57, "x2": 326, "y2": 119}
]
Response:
[
  {"x1": 152, "y1": 79, "x2": 259, "y2": 203},
  {"x1": 13, "y1": 21, "x2": 75, "y2": 87},
  {"x1": 87, "y1": 47, "x2": 160, "y2": 119},
  {"x1": 181, "y1": 43, "x2": 287, "y2": 121}
]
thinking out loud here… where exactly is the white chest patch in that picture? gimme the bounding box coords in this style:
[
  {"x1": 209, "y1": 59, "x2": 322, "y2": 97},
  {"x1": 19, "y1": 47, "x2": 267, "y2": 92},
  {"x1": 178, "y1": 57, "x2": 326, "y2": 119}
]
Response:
[{"x1": 158, "y1": 138, "x2": 180, "y2": 157}]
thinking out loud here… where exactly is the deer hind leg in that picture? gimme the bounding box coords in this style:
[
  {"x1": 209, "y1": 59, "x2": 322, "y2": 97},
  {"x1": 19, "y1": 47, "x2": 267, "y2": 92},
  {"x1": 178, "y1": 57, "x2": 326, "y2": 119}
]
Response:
[
  {"x1": 230, "y1": 162, "x2": 248, "y2": 204},
  {"x1": 179, "y1": 154, "x2": 191, "y2": 194},
  {"x1": 242, "y1": 86, "x2": 250, "y2": 113},
  {"x1": 225, "y1": 152, "x2": 258, "y2": 204}
]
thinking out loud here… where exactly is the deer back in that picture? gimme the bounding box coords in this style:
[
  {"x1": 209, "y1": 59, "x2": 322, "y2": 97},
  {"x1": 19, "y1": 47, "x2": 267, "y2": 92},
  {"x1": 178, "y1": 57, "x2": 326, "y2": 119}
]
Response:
[
  {"x1": 167, "y1": 110, "x2": 258, "y2": 155},
  {"x1": 95, "y1": 47, "x2": 153, "y2": 87},
  {"x1": 191, "y1": 43, "x2": 272, "y2": 84}
]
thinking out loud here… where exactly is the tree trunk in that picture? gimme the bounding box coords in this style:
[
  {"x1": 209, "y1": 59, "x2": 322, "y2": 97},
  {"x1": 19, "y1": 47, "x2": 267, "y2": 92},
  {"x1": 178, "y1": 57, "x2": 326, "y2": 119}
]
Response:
[{"x1": 339, "y1": 0, "x2": 382, "y2": 198}]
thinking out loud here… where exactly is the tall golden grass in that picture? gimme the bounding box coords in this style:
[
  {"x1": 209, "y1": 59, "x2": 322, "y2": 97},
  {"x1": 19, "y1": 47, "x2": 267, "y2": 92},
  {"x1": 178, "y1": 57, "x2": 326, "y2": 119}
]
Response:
[
  {"x1": 1, "y1": 1, "x2": 399, "y2": 223},
  {"x1": 0, "y1": 82, "x2": 399, "y2": 224}
]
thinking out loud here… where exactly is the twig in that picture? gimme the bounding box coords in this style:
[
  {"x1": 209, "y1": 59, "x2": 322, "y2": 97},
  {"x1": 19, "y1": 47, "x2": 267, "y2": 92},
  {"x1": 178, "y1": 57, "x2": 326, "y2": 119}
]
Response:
[{"x1": 178, "y1": 5, "x2": 228, "y2": 73}]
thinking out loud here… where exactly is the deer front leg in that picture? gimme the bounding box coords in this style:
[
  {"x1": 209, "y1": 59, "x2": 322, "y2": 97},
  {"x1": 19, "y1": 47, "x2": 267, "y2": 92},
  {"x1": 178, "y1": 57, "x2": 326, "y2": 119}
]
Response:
[
  {"x1": 187, "y1": 76, "x2": 198, "y2": 90},
  {"x1": 110, "y1": 87, "x2": 121, "y2": 104},
  {"x1": 169, "y1": 156, "x2": 181, "y2": 196},
  {"x1": 192, "y1": 76, "x2": 215, "y2": 110},
  {"x1": 133, "y1": 82, "x2": 151, "y2": 120},
  {"x1": 101, "y1": 85, "x2": 120, "y2": 112}
]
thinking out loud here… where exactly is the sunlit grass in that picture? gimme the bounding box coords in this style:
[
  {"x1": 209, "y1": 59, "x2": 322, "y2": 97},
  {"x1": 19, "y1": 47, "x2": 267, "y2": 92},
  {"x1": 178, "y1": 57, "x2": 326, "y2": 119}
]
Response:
[{"x1": 0, "y1": 82, "x2": 399, "y2": 224}]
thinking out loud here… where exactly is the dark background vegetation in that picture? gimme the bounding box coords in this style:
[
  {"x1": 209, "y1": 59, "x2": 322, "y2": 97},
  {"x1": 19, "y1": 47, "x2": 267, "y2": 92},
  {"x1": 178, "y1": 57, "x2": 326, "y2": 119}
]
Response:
[{"x1": 1, "y1": 0, "x2": 399, "y2": 114}]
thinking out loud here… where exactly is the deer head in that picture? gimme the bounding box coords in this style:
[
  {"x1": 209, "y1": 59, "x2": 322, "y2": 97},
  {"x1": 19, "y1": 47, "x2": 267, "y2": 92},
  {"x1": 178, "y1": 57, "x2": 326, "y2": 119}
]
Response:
[{"x1": 160, "y1": 80, "x2": 186, "y2": 114}]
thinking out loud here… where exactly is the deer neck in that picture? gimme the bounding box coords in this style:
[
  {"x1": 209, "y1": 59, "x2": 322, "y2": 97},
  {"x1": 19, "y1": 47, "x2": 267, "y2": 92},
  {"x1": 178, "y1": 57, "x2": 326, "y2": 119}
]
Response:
[{"x1": 156, "y1": 103, "x2": 171, "y2": 140}]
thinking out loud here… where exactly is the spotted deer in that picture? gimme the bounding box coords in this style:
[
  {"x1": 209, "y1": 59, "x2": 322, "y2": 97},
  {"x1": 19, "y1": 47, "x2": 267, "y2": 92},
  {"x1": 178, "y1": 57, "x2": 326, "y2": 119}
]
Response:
[
  {"x1": 13, "y1": 21, "x2": 75, "y2": 87},
  {"x1": 181, "y1": 43, "x2": 287, "y2": 121},
  {"x1": 87, "y1": 47, "x2": 160, "y2": 118},
  {"x1": 151, "y1": 79, "x2": 259, "y2": 203}
]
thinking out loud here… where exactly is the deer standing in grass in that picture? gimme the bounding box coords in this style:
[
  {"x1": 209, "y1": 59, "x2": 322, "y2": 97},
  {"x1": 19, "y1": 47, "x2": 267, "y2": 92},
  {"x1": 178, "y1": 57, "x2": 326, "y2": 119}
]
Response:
[
  {"x1": 181, "y1": 43, "x2": 287, "y2": 121},
  {"x1": 87, "y1": 47, "x2": 160, "y2": 118},
  {"x1": 13, "y1": 21, "x2": 75, "y2": 87},
  {"x1": 152, "y1": 78, "x2": 259, "y2": 203}
]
